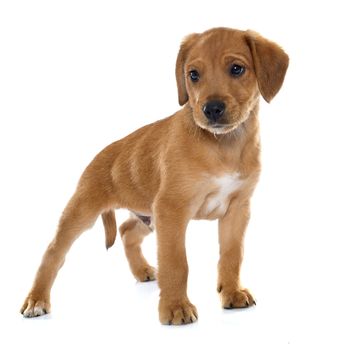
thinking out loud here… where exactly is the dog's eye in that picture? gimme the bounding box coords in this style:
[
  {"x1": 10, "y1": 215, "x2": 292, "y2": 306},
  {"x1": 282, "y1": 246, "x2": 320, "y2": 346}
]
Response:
[
  {"x1": 230, "y1": 64, "x2": 245, "y2": 77},
  {"x1": 189, "y1": 70, "x2": 200, "y2": 82}
]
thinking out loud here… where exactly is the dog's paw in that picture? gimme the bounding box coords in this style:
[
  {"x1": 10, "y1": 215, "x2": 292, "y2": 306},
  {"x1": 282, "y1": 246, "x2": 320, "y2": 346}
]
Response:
[
  {"x1": 159, "y1": 298, "x2": 198, "y2": 325},
  {"x1": 218, "y1": 286, "x2": 256, "y2": 309},
  {"x1": 20, "y1": 297, "x2": 51, "y2": 318},
  {"x1": 134, "y1": 265, "x2": 157, "y2": 282}
]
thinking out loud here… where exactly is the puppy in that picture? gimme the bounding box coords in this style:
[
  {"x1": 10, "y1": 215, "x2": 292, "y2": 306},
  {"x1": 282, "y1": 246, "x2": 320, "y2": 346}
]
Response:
[{"x1": 21, "y1": 27, "x2": 288, "y2": 324}]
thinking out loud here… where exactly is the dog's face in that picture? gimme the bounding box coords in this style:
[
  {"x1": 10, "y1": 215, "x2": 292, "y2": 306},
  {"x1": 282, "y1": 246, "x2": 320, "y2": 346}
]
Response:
[{"x1": 176, "y1": 28, "x2": 289, "y2": 134}]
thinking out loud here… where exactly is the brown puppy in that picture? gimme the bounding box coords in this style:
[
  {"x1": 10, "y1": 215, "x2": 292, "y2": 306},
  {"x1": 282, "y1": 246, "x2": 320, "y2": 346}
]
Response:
[{"x1": 21, "y1": 28, "x2": 288, "y2": 324}]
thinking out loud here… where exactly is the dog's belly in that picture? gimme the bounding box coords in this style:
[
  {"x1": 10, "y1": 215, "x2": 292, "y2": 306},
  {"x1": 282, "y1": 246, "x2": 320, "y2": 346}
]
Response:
[{"x1": 194, "y1": 173, "x2": 243, "y2": 220}]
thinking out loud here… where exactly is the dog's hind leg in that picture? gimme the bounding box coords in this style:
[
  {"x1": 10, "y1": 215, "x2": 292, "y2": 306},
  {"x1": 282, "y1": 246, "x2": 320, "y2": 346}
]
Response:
[
  {"x1": 20, "y1": 189, "x2": 107, "y2": 317},
  {"x1": 119, "y1": 213, "x2": 156, "y2": 282}
]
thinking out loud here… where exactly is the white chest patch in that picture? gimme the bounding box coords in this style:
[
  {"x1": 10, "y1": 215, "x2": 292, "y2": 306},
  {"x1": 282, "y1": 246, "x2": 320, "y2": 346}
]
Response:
[{"x1": 205, "y1": 173, "x2": 243, "y2": 215}]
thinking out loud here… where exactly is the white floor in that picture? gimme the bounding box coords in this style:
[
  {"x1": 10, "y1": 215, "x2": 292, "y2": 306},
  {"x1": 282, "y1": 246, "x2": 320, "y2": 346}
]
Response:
[{"x1": 3, "y1": 207, "x2": 350, "y2": 349}]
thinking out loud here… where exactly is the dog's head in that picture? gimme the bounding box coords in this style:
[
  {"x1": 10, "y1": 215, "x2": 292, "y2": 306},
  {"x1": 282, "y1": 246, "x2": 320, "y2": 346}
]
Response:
[{"x1": 176, "y1": 28, "x2": 289, "y2": 134}]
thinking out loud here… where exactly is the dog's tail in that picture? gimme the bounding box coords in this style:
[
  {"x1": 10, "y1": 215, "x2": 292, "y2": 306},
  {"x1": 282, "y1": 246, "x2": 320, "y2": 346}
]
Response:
[{"x1": 101, "y1": 210, "x2": 117, "y2": 249}]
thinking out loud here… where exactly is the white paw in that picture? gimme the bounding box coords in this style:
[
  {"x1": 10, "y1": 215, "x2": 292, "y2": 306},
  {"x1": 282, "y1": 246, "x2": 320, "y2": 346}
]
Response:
[{"x1": 21, "y1": 298, "x2": 50, "y2": 318}]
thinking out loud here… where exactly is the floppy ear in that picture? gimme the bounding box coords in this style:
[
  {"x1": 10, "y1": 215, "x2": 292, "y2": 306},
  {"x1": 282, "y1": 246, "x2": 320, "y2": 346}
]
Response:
[
  {"x1": 175, "y1": 33, "x2": 199, "y2": 106},
  {"x1": 246, "y1": 31, "x2": 289, "y2": 103}
]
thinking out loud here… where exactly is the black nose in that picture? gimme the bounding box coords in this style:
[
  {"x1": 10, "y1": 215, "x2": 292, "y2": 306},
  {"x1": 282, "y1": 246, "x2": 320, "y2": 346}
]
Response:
[{"x1": 202, "y1": 100, "x2": 226, "y2": 122}]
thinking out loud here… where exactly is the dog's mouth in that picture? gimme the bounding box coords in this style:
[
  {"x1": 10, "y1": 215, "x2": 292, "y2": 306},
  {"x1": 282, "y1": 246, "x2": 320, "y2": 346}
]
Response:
[
  {"x1": 206, "y1": 110, "x2": 252, "y2": 135},
  {"x1": 192, "y1": 108, "x2": 249, "y2": 135},
  {"x1": 208, "y1": 123, "x2": 235, "y2": 134},
  {"x1": 194, "y1": 118, "x2": 237, "y2": 135},
  {"x1": 210, "y1": 123, "x2": 231, "y2": 129},
  {"x1": 204, "y1": 123, "x2": 235, "y2": 134}
]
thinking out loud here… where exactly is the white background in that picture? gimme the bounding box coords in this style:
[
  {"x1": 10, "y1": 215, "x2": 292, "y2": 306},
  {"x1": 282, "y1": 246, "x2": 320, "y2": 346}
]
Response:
[{"x1": 1, "y1": 0, "x2": 350, "y2": 349}]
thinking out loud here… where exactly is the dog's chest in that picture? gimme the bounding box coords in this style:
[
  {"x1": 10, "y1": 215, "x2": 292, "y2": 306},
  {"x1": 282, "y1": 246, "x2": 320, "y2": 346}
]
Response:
[{"x1": 194, "y1": 173, "x2": 243, "y2": 219}]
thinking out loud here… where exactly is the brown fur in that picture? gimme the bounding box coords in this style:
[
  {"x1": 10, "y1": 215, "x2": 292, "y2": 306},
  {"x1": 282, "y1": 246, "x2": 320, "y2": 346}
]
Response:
[
  {"x1": 102, "y1": 210, "x2": 117, "y2": 249},
  {"x1": 20, "y1": 27, "x2": 288, "y2": 324}
]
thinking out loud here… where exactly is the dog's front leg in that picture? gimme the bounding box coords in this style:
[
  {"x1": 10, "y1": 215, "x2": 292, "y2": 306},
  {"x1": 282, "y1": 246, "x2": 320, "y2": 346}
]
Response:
[
  {"x1": 155, "y1": 201, "x2": 198, "y2": 325},
  {"x1": 217, "y1": 199, "x2": 256, "y2": 309}
]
